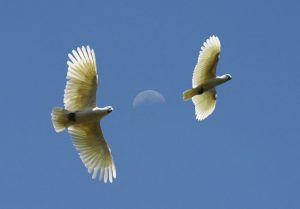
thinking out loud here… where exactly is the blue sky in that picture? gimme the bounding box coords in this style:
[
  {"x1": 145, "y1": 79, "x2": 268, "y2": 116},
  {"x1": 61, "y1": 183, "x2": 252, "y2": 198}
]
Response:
[{"x1": 0, "y1": 0, "x2": 300, "y2": 208}]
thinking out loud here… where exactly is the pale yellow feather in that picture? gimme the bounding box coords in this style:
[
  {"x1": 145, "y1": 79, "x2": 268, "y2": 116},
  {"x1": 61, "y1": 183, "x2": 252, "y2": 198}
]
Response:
[
  {"x1": 69, "y1": 123, "x2": 116, "y2": 183},
  {"x1": 192, "y1": 90, "x2": 216, "y2": 120},
  {"x1": 192, "y1": 35, "x2": 221, "y2": 88},
  {"x1": 64, "y1": 46, "x2": 98, "y2": 112}
]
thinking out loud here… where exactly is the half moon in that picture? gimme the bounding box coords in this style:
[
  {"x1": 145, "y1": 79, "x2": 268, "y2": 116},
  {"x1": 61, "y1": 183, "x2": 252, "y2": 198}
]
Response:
[{"x1": 133, "y1": 90, "x2": 166, "y2": 108}]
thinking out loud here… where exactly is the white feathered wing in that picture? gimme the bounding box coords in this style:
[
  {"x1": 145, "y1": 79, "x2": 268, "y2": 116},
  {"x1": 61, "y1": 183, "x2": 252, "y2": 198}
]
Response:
[
  {"x1": 192, "y1": 36, "x2": 221, "y2": 120},
  {"x1": 64, "y1": 46, "x2": 98, "y2": 111},
  {"x1": 64, "y1": 46, "x2": 116, "y2": 182},
  {"x1": 69, "y1": 123, "x2": 116, "y2": 182}
]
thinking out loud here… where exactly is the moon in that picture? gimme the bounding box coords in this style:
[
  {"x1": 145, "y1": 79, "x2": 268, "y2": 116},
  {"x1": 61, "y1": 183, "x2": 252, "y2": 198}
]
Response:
[{"x1": 133, "y1": 90, "x2": 166, "y2": 108}]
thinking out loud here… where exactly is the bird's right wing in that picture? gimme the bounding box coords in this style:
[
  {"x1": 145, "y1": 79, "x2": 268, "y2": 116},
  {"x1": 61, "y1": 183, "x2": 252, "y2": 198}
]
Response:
[
  {"x1": 64, "y1": 46, "x2": 98, "y2": 112},
  {"x1": 192, "y1": 90, "x2": 217, "y2": 120},
  {"x1": 68, "y1": 122, "x2": 116, "y2": 183},
  {"x1": 192, "y1": 36, "x2": 221, "y2": 88}
]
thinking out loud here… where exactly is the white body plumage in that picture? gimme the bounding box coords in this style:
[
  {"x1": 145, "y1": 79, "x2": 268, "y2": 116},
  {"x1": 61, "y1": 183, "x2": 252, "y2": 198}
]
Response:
[
  {"x1": 51, "y1": 46, "x2": 116, "y2": 183},
  {"x1": 72, "y1": 107, "x2": 113, "y2": 124},
  {"x1": 193, "y1": 75, "x2": 231, "y2": 95},
  {"x1": 182, "y1": 36, "x2": 232, "y2": 120}
]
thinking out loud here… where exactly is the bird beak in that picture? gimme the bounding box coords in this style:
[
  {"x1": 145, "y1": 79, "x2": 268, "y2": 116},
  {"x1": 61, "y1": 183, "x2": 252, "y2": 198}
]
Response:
[{"x1": 108, "y1": 108, "x2": 113, "y2": 113}]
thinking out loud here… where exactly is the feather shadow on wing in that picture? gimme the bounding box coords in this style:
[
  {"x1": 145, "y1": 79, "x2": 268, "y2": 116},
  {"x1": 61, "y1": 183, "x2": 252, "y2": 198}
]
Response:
[
  {"x1": 51, "y1": 46, "x2": 116, "y2": 183},
  {"x1": 182, "y1": 35, "x2": 232, "y2": 120}
]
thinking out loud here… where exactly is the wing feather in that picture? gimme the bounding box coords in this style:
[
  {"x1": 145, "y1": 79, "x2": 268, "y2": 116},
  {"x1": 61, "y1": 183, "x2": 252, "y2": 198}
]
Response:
[
  {"x1": 68, "y1": 123, "x2": 116, "y2": 183},
  {"x1": 64, "y1": 46, "x2": 98, "y2": 111},
  {"x1": 192, "y1": 36, "x2": 221, "y2": 88},
  {"x1": 192, "y1": 90, "x2": 217, "y2": 120}
]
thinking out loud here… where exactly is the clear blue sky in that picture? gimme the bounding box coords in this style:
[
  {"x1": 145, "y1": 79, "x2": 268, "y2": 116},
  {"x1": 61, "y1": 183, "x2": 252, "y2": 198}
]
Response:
[{"x1": 0, "y1": 0, "x2": 299, "y2": 208}]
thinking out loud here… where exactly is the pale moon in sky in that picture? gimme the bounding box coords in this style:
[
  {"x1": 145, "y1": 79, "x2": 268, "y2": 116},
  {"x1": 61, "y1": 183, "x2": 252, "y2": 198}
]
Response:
[{"x1": 133, "y1": 90, "x2": 166, "y2": 108}]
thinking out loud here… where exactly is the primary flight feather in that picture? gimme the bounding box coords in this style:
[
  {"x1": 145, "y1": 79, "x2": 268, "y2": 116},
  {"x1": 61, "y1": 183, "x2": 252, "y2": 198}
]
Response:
[
  {"x1": 183, "y1": 35, "x2": 232, "y2": 120},
  {"x1": 51, "y1": 46, "x2": 116, "y2": 183}
]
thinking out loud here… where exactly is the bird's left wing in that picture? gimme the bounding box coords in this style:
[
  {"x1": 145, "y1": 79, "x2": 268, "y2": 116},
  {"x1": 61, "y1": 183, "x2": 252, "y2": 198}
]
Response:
[
  {"x1": 64, "y1": 46, "x2": 98, "y2": 112},
  {"x1": 68, "y1": 122, "x2": 116, "y2": 183},
  {"x1": 192, "y1": 90, "x2": 217, "y2": 120},
  {"x1": 192, "y1": 36, "x2": 221, "y2": 88}
]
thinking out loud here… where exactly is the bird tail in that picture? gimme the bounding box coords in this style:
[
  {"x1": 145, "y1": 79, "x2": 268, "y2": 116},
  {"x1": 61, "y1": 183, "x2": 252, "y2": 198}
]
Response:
[
  {"x1": 182, "y1": 88, "x2": 198, "y2": 101},
  {"x1": 51, "y1": 107, "x2": 70, "y2": 132}
]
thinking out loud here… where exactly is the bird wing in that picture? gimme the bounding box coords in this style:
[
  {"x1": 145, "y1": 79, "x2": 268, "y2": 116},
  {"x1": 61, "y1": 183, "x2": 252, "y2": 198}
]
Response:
[
  {"x1": 192, "y1": 90, "x2": 217, "y2": 120},
  {"x1": 68, "y1": 122, "x2": 116, "y2": 183},
  {"x1": 64, "y1": 46, "x2": 98, "y2": 111},
  {"x1": 192, "y1": 36, "x2": 221, "y2": 88}
]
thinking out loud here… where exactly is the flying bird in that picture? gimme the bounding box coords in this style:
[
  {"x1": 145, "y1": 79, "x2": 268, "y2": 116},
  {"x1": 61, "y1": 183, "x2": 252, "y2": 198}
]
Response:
[
  {"x1": 183, "y1": 35, "x2": 232, "y2": 120},
  {"x1": 51, "y1": 46, "x2": 116, "y2": 183}
]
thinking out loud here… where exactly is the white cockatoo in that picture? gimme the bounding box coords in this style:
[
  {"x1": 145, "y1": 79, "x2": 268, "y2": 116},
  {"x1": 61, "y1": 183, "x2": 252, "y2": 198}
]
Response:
[
  {"x1": 51, "y1": 46, "x2": 116, "y2": 183},
  {"x1": 183, "y1": 35, "x2": 232, "y2": 120}
]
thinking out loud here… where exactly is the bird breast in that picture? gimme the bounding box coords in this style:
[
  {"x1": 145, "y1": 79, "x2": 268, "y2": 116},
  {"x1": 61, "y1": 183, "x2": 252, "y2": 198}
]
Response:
[
  {"x1": 74, "y1": 108, "x2": 106, "y2": 123},
  {"x1": 200, "y1": 76, "x2": 229, "y2": 92}
]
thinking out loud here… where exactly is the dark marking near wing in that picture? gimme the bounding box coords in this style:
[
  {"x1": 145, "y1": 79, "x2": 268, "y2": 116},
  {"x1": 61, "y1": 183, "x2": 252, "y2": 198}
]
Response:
[
  {"x1": 68, "y1": 112, "x2": 76, "y2": 122},
  {"x1": 213, "y1": 93, "x2": 217, "y2": 100},
  {"x1": 198, "y1": 87, "x2": 204, "y2": 95},
  {"x1": 208, "y1": 52, "x2": 220, "y2": 74}
]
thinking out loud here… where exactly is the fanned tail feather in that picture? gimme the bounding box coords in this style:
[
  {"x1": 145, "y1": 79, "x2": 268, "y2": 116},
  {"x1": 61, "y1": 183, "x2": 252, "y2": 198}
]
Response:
[
  {"x1": 51, "y1": 107, "x2": 70, "y2": 132},
  {"x1": 183, "y1": 88, "x2": 198, "y2": 101}
]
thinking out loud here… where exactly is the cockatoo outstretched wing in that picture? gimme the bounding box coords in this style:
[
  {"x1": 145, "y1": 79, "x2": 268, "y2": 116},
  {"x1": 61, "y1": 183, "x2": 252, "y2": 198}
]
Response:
[
  {"x1": 69, "y1": 123, "x2": 116, "y2": 183},
  {"x1": 192, "y1": 35, "x2": 221, "y2": 87},
  {"x1": 191, "y1": 36, "x2": 220, "y2": 120},
  {"x1": 64, "y1": 46, "x2": 98, "y2": 111},
  {"x1": 192, "y1": 90, "x2": 216, "y2": 120}
]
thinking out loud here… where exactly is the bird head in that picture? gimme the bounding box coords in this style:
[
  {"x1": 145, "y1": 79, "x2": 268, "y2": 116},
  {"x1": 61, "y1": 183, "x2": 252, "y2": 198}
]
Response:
[
  {"x1": 106, "y1": 106, "x2": 114, "y2": 114},
  {"x1": 226, "y1": 74, "x2": 232, "y2": 81}
]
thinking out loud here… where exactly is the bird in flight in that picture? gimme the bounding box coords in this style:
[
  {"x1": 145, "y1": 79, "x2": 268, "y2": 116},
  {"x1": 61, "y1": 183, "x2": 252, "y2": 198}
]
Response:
[
  {"x1": 51, "y1": 46, "x2": 116, "y2": 183},
  {"x1": 183, "y1": 35, "x2": 232, "y2": 120}
]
